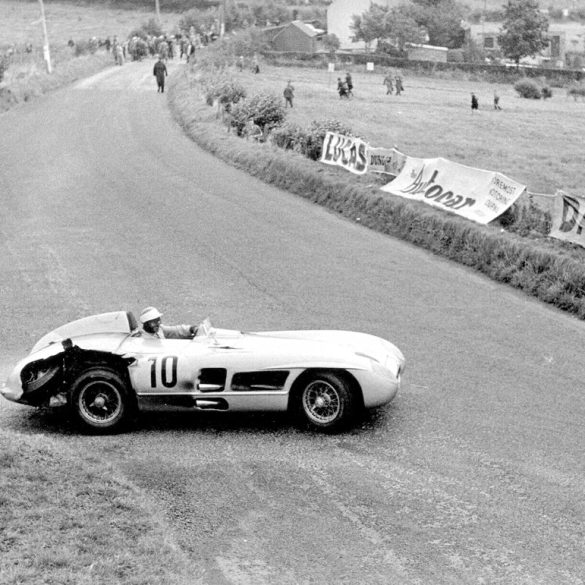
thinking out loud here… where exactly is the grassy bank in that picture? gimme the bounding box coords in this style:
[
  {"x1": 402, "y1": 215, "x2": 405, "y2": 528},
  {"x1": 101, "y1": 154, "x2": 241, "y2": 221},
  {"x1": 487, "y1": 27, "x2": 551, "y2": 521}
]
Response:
[
  {"x1": 168, "y1": 65, "x2": 585, "y2": 319},
  {"x1": 0, "y1": 428, "x2": 191, "y2": 585},
  {"x1": 0, "y1": 51, "x2": 112, "y2": 112}
]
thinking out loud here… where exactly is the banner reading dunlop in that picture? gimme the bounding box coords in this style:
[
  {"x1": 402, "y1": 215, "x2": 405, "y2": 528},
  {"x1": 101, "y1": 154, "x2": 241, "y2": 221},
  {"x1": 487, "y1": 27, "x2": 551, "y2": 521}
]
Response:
[
  {"x1": 381, "y1": 157, "x2": 526, "y2": 224},
  {"x1": 550, "y1": 190, "x2": 585, "y2": 248},
  {"x1": 320, "y1": 132, "x2": 368, "y2": 175},
  {"x1": 367, "y1": 147, "x2": 407, "y2": 176}
]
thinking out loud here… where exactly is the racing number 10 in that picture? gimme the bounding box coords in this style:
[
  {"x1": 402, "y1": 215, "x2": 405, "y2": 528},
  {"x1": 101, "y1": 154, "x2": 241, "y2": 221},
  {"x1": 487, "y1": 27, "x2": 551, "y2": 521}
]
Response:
[{"x1": 148, "y1": 356, "x2": 178, "y2": 388}]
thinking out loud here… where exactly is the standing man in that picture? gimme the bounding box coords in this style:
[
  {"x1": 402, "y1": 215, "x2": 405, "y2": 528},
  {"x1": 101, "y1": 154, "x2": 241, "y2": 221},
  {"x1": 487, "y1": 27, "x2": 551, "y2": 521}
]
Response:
[
  {"x1": 493, "y1": 91, "x2": 502, "y2": 110},
  {"x1": 471, "y1": 92, "x2": 479, "y2": 113},
  {"x1": 345, "y1": 72, "x2": 353, "y2": 97},
  {"x1": 383, "y1": 72, "x2": 394, "y2": 94},
  {"x1": 283, "y1": 80, "x2": 295, "y2": 108},
  {"x1": 395, "y1": 75, "x2": 404, "y2": 95},
  {"x1": 153, "y1": 55, "x2": 167, "y2": 93}
]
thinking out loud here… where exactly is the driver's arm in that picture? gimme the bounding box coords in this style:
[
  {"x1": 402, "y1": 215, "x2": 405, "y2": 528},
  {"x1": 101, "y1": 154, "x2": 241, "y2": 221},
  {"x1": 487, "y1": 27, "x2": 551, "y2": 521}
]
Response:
[{"x1": 161, "y1": 324, "x2": 197, "y2": 339}]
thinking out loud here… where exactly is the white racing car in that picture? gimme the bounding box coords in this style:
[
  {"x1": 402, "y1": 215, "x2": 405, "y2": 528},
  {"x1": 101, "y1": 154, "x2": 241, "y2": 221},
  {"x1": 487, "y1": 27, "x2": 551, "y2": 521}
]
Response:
[{"x1": 1, "y1": 312, "x2": 405, "y2": 433}]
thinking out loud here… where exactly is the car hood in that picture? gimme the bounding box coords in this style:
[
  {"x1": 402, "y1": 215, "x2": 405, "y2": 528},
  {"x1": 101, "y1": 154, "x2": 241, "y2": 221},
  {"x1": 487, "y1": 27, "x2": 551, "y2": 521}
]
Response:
[{"x1": 208, "y1": 329, "x2": 405, "y2": 373}]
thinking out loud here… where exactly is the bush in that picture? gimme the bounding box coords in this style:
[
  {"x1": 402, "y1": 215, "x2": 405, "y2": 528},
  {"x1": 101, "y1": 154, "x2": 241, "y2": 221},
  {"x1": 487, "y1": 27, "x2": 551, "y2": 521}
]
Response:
[
  {"x1": 541, "y1": 86, "x2": 553, "y2": 99},
  {"x1": 270, "y1": 122, "x2": 307, "y2": 151},
  {"x1": 514, "y1": 79, "x2": 542, "y2": 99},
  {"x1": 73, "y1": 40, "x2": 96, "y2": 57},
  {"x1": 567, "y1": 86, "x2": 585, "y2": 100},
  {"x1": 230, "y1": 92, "x2": 285, "y2": 134},
  {"x1": 213, "y1": 79, "x2": 247, "y2": 107},
  {"x1": 269, "y1": 118, "x2": 354, "y2": 160},
  {"x1": 128, "y1": 18, "x2": 163, "y2": 40},
  {"x1": 302, "y1": 119, "x2": 354, "y2": 160},
  {"x1": 0, "y1": 55, "x2": 8, "y2": 83}
]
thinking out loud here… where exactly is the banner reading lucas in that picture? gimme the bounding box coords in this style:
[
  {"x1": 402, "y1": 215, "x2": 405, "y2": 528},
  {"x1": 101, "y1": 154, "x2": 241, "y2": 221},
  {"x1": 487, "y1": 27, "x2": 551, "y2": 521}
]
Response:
[
  {"x1": 320, "y1": 132, "x2": 368, "y2": 175},
  {"x1": 381, "y1": 157, "x2": 526, "y2": 225}
]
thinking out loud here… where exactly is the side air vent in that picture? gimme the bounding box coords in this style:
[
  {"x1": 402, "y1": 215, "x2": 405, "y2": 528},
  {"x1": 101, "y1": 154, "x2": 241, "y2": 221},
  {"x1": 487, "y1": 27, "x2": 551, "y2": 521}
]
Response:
[
  {"x1": 198, "y1": 368, "x2": 227, "y2": 392},
  {"x1": 231, "y1": 371, "x2": 289, "y2": 392}
]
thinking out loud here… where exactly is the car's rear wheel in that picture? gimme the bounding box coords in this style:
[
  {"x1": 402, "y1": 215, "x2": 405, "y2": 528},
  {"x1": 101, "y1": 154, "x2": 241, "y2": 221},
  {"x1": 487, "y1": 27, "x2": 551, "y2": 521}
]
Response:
[
  {"x1": 295, "y1": 372, "x2": 356, "y2": 432},
  {"x1": 70, "y1": 368, "x2": 133, "y2": 434}
]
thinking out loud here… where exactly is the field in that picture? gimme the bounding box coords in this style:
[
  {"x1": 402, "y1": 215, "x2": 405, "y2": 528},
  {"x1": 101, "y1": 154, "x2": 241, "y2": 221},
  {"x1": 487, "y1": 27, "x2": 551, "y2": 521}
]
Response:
[
  {"x1": 227, "y1": 62, "x2": 583, "y2": 199},
  {"x1": 0, "y1": 0, "x2": 181, "y2": 48}
]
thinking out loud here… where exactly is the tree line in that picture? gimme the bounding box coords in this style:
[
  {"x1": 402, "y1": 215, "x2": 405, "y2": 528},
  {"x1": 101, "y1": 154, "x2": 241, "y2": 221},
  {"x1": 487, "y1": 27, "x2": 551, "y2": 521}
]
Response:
[{"x1": 350, "y1": 0, "x2": 550, "y2": 66}]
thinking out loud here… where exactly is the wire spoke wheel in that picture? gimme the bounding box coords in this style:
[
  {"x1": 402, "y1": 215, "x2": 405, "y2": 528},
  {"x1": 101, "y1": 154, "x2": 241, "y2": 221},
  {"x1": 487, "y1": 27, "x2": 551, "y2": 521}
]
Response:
[
  {"x1": 303, "y1": 380, "x2": 341, "y2": 424},
  {"x1": 70, "y1": 368, "x2": 132, "y2": 433},
  {"x1": 78, "y1": 380, "x2": 123, "y2": 424},
  {"x1": 297, "y1": 372, "x2": 356, "y2": 431}
]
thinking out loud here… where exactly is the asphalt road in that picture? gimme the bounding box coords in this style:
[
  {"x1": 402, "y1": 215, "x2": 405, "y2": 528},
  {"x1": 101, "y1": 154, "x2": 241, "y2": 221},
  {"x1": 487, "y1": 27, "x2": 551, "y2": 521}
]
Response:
[{"x1": 1, "y1": 60, "x2": 584, "y2": 584}]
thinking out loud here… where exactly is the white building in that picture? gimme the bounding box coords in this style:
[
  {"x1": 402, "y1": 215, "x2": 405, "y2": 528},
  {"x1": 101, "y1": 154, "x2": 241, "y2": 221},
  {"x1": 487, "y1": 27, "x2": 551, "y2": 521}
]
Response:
[
  {"x1": 327, "y1": 0, "x2": 394, "y2": 51},
  {"x1": 468, "y1": 21, "x2": 585, "y2": 68}
]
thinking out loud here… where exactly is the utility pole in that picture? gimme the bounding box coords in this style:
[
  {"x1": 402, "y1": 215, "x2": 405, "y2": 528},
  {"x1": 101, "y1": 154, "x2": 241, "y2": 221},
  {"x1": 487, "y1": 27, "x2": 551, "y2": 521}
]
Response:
[
  {"x1": 220, "y1": 0, "x2": 226, "y2": 38},
  {"x1": 38, "y1": 0, "x2": 52, "y2": 73},
  {"x1": 155, "y1": 0, "x2": 161, "y2": 24}
]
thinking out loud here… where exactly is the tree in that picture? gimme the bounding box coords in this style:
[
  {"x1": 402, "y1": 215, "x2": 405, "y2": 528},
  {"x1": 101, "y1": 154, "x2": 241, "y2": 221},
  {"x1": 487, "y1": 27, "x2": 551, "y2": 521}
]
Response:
[
  {"x1": 410, "y1": 0, "x2": 466, "y2": 48},
  {"x1": 386, "y1": 6, "x2": 423, "y2": 50},
  {"x1": 322, "y1": 33, "x2": 340, "y2": 55},
  {"x1": 349, "y1": 3, "x2": 391, "y2": 51},
  {"x1": 498, "y1": 0, "x2": 549, "y2": 66}
]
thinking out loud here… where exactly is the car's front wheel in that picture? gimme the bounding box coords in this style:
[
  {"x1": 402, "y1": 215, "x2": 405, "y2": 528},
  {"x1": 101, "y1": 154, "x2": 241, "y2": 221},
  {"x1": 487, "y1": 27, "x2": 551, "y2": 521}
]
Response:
[
  {"x1": 69, "y1": 367, "x2": 133, "y2": 434},
  {"x1": 295, "y1": 372, "x2": 357, "y2": 432}
]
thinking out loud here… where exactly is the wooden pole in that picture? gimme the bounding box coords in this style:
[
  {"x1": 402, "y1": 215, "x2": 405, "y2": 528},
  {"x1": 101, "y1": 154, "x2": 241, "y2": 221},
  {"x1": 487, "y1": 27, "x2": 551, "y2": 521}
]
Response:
[{"x1": 38, "y1": 0, "x2": 52, "y2": 73}]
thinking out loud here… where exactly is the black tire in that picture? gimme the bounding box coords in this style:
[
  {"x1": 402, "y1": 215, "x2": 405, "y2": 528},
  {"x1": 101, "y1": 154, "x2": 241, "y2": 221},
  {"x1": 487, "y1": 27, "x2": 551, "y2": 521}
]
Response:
[
  {"x1": 294, "y1": 372, "x2": 356, "y2": 432},
  {"x1": 69, "y1": 367, "x2": 133, "y2": 434}
]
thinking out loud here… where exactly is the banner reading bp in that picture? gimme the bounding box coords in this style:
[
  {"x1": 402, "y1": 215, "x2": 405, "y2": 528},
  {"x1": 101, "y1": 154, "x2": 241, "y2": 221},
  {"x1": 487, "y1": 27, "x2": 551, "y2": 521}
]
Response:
[
  {"x1": 381, "y1": 157, "x2": 526, "y2": 224},
  {"x1": 320, "y1": 132, "x2": 368, "y2": 175},
  {"x1": 550, "y1": 190, "x2": 585, "y2": 248}
]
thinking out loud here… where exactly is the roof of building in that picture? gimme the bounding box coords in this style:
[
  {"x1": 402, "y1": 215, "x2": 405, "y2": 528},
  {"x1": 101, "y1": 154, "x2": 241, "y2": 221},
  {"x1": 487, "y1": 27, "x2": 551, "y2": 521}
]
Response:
[{"x1": 272, "y1": 20, "x2": 325, "y2": 40}]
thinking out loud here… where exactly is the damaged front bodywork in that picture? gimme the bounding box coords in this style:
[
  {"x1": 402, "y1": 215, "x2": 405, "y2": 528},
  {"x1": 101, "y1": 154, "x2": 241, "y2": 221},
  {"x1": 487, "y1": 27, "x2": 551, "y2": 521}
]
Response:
[{"x1": 2, "y1": 339, "x2": 133, "y2": 407}]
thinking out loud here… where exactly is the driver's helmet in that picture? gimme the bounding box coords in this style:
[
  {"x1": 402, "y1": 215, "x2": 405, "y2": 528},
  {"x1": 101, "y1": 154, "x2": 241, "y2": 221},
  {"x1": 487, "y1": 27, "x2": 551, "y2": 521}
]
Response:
[{"x1": 140, "y1": 306, "x2": 162, "y2": 324}]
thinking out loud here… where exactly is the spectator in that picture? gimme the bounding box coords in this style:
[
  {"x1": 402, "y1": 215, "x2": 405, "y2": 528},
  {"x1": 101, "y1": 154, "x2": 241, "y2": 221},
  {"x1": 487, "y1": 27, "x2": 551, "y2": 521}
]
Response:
[
  {"x1": 494, "y1": 91, "x2": 502, "y2": 110},
  {"x1": 337, "y1": 78, "x2": 349, "y2": 99},
  {"x1": 237, "y1": 55, "x2": 244, "y2": 72},
  {"x1": 252, "y1": 55, "x2": 260, "y2": 74},
  {"x1": 153, "y1": 55, "x2": 168, "y2": 93},
  {"x1": 345, "y1": 72, "x2": 353, "y2": 97},
  {"x1": 471, "y1": 92, "x2": 479, "y2": 113},
  {"x1": 283, "y1": 80, "x2": 295, "y2": 108},
  {"x1": 395, "y1": 75, "x2": 404, "y2": 95},
  {"x1": 383, "y1": 73, "x2": 394, "y2": 94},
  {"x1": 186, "y1": 40, "x2": 196, "y2": 63}
]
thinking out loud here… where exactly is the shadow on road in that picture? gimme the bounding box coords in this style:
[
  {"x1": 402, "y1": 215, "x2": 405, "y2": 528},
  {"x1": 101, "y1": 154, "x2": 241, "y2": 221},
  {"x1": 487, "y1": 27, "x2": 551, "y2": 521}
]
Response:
[{"x1": 1, "y1": 402, "x2": 396, "y2": 438}]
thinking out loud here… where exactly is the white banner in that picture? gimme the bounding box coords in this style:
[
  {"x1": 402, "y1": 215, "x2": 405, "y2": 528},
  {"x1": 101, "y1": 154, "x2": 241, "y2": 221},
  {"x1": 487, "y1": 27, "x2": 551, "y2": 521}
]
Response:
[
  {"x1": 367, "y1": 146, "x2": 407, "y2": 176},
  {"x1": 320, "y1": 132, "x2": 368, "y2": 175},
  {"x1": 381, "y1": 157, "x2": 526, "y2": 224},
  {"x1": 550, "y1": 190, "x2": 585, "y2": 247}
]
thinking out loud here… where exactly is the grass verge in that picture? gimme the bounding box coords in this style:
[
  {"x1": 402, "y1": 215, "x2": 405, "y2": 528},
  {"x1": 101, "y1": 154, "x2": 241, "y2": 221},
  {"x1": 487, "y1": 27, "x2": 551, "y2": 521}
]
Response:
[
  {"x1": 0, "y1": 428, "x2": 192, "y2": 585},
  {"x1": 168, "y1": 67, "x2": 585, "y2": 319},
  {"x1": 0, "y1": 51, "x2": 112, "y2": 113}
]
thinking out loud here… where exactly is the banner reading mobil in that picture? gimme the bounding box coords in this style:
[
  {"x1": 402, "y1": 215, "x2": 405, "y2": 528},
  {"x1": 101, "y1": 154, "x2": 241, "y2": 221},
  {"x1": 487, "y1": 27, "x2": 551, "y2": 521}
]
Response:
[
  {"x1": 381, "y1": 157, "x2": 526, "y2": 224},
  {"x1": 550, "y1": 190, "x2": 585, "y2": 248},
  {"x1": 320, "y1": 132, "x2": 368, "y2": 175}
]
